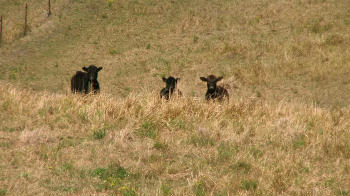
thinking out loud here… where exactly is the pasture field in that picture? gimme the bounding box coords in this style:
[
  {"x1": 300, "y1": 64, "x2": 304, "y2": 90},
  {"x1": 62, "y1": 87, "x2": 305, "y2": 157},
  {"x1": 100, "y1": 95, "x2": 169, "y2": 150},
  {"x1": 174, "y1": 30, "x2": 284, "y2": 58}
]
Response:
[{"x1": 0, "y1": 0, "x2": 350, "y2": 195}]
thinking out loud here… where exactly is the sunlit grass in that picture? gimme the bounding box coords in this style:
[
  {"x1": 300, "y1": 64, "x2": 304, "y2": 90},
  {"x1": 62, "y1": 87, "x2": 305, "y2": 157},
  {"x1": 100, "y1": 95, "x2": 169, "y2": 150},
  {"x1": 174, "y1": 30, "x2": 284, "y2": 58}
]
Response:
[
  {"x1": 0, "y1": 83, "x2": 349, "y2": 195},
  {"x1": 1, "y1": 0, "x2": 350, "y2": 195}
]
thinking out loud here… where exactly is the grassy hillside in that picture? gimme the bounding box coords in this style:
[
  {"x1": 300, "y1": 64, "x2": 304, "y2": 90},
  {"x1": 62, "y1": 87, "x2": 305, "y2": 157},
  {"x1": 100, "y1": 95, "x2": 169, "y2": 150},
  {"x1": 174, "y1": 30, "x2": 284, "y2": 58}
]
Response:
[
  {"x1": 1, "y1": 0, "x2": 350, "y2": 195},
  {"x1": 0, "y1": 0, "x2": 350, "y2": 106}
]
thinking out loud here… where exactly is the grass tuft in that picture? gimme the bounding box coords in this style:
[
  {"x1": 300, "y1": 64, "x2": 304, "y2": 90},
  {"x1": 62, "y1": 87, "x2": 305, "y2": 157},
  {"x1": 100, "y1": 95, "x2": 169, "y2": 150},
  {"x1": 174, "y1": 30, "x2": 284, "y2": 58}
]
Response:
[
  {"x1": 134, "y1": 120, "x2": 159, "y2": 139},
  {"x1": 93, "y1": 128, "x2": 106, "y2": 140},
  {"x1": 241, "y1": 180, "x2": 257, "y2": 191},
  {"x1": 0, "y1": 189, "x2": 6, "y2": 196},
  {"x1": 193, "y1": 180, "x2": 207, "y2": 196}
]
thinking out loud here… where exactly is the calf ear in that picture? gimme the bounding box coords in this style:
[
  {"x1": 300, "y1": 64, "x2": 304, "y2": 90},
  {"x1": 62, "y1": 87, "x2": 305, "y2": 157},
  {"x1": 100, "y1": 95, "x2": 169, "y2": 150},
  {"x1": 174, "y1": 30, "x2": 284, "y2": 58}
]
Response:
[
  {"x1": 216, "y1": 76, "x2": 223, "y2": 82},
  {"x1": 200, "y1": 77, "x2": 207, "y2": 82},
  {"x1": 97, "y1": 67, "x2": 103, "y2": 72},
  {"x1": 82, "y1": 67, "x2": 88, "y2": 72},
  {"x1": 162, "y1": 77, "x2": 167, "y2": 82}
]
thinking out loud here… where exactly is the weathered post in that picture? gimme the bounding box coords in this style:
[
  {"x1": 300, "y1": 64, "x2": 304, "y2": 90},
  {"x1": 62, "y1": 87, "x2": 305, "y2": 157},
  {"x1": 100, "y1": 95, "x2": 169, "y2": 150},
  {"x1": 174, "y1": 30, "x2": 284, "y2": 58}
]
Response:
[
  {"x1": 48, "y1": 0, "x2": 52, "y2": 17},
  {"x1": 24, "y1": 3, "x2": 28, "y2": 36},
  {"x1": 0, "y1": 16, "x2": 3, "y2": 45}
]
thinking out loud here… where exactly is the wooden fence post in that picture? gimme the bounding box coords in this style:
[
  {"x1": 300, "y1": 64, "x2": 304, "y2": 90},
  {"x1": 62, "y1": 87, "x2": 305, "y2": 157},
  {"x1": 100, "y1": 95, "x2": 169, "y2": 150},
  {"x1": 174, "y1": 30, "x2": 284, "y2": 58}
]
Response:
[
  {"x1": 24, "y1": 3, "x2": 28, "y2": 36},
  {"x1": 0, "y1": 16, "x2": 3, "y2": 45},
  {"x1": 48, "y1": 0, "x2": 52, "y2": 17}
]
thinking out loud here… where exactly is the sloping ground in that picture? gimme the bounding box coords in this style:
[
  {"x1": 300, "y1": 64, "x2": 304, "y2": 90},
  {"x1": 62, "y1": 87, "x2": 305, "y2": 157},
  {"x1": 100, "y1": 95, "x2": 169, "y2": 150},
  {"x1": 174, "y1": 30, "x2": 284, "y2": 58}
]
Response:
[
  {"x1": 1, "y1": 0, "x2": 350, "y2": 107},
  {"x1": 1, "y1": 1, "x2": 350, "y2": 195},
  {"x1": 0, "y1": 83, "x2": 349, "y2": 195},
  {"x1": 0, "y1": 0, "x2": 70, "y2": 43}
]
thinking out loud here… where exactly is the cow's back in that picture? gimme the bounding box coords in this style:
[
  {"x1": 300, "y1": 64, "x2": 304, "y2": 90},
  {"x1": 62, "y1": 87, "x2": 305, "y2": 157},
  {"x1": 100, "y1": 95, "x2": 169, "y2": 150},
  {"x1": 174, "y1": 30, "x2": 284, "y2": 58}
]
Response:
[
  {"x1": 160, "y1": 88, "x2": 170, "y2": 100},
  {"x1": 217, "y1": 86, "x2": 229, "y2": 101},
  {"x1": 206, "y1": 86, "x2": 229, "y2": 101},
  {"x1": 71, "y1": 71, "x2": 87, "y2": 93}
]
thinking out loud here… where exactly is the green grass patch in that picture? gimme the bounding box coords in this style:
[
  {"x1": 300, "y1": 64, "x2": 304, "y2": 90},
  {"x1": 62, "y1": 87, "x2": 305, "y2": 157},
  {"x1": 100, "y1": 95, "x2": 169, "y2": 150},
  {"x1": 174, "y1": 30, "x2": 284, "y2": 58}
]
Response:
[
  {"x1": 230, "y1": 161, "x2": 251, "y2": 174},
  {"x1": 119, "y1": 186, "x2": 137, "y2": 196},
  {"x1": 214, "y1": 190, "x2": 227, "y2": 196},
  {"x1": 190, "y1": 135, "x2": 215, "y2": 147},
  {"x1": 134, "y1": 120, "x2": 159, "y2": 139},
  {"x1": 0, "y1": 189, "x2": 6, "y2": 196},
  {"x1": 153, "y1": 141, "x2": 168, "y2": 152},
  {"x1": 62, "y1": 162, "x2": 74, "y2": 173},
  {"x1": 249, "y1": 147, "x2": 263, "y2": 158},
  {"x1": 90, "y1": 164, "x2": 136, "y2": 193},
  {"x1": 241, "y1": 180, "x2": 258, "y2": 191},
  {"x1": 337, "y1": 189, "x2": 349, "y2": 196},
  {"x1": 193, "y1": 180, "x2": 207, "y2": 196},
  {"x1": 169, "y1": 118, "x2": 189, "y2": 130},
  {"x1": 91, "y1": 165, "x2": 129, "y2": 180},
  {"x1": 217, "y1": 142, "x2": 238, "y2": 161},
  {"x1": 93, "y1": 128, "x2": 106, "y2": 140},
  {"x1": 161, "y1": 183, "x2": 172, "y2": 196},
  {"x1": 293, "y1": 134, "x2": 306, "y2": 149}
]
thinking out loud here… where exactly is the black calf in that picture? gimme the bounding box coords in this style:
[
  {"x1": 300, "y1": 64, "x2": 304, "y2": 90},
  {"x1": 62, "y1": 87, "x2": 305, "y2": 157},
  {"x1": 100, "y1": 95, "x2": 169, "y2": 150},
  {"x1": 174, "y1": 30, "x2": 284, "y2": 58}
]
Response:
[
  {"x1": 71, "y1": 65, "x2": 103, "y2": 94},
  {"x1": 200, "y1": 75, "x2": 229, "y2": 101},
  {"x1": 160, "y1": 76, "x2": 182, "y2": 100}
]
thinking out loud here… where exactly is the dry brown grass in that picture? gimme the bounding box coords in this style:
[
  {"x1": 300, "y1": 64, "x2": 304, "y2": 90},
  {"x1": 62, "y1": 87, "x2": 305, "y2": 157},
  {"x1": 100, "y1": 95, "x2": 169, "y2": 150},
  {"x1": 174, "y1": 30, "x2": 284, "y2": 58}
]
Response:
[
  {"x1": 0, "y1": 82, "x2": 349, "y2": 195},
  {"x1": 1, "y1": 0, "x2": 350, "y2": 195}
]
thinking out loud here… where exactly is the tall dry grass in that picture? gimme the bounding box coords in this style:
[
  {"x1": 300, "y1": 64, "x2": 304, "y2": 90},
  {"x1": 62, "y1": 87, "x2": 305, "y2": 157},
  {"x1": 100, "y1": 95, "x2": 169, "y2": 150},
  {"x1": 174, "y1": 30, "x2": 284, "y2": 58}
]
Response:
[
  {"x1": 1, "y1": 0, "x2": 350, "y2": 195},
  {"x1": 1, "y1": 82, "x2": 349, "y2": 195}
]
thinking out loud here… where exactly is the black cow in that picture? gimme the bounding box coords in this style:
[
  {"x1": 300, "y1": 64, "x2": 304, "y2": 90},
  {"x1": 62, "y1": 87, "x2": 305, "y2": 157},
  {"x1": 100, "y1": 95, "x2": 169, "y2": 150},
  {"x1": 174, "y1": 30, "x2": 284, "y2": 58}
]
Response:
[
  {"x1": 200, "y1": 75, "x2": 229, "y2": 101},
  {"x1": 160, "y1": 76, "x2": 182, "y2": 100},
  {"x1": 71, "y1": 65, "x2": 103, "y2": 94}
]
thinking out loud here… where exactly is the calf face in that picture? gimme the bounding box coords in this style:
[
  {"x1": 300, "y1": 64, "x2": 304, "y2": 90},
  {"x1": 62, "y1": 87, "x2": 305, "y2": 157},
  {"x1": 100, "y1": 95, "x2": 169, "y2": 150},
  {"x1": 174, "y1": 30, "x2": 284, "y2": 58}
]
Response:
[
  {"x1": 160, "y1": 76, "x2": 181, "y2": 100},
  {"x1": 71, "y1": 65, "x2": 103, "y2": 94},
  {"x1": 200, "y1": 75, "x2": 229, "y2": 101},
  {"x1": 82, "y1": 65, "x2": 103, "y2": 82}
]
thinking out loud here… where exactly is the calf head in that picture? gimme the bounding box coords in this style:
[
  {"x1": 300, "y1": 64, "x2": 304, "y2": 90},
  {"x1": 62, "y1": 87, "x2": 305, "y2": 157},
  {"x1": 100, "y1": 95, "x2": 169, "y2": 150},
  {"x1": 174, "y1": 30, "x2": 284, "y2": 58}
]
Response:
[
  {"x1": 162, "y1": 76, "x2": 180, "y2": 92},
  {"x1": 82, "y1": 65, "x2": 103, "y2": 81},
  {"x1": 200, "y1": 75, "x2": 223, "y2": 93}
]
